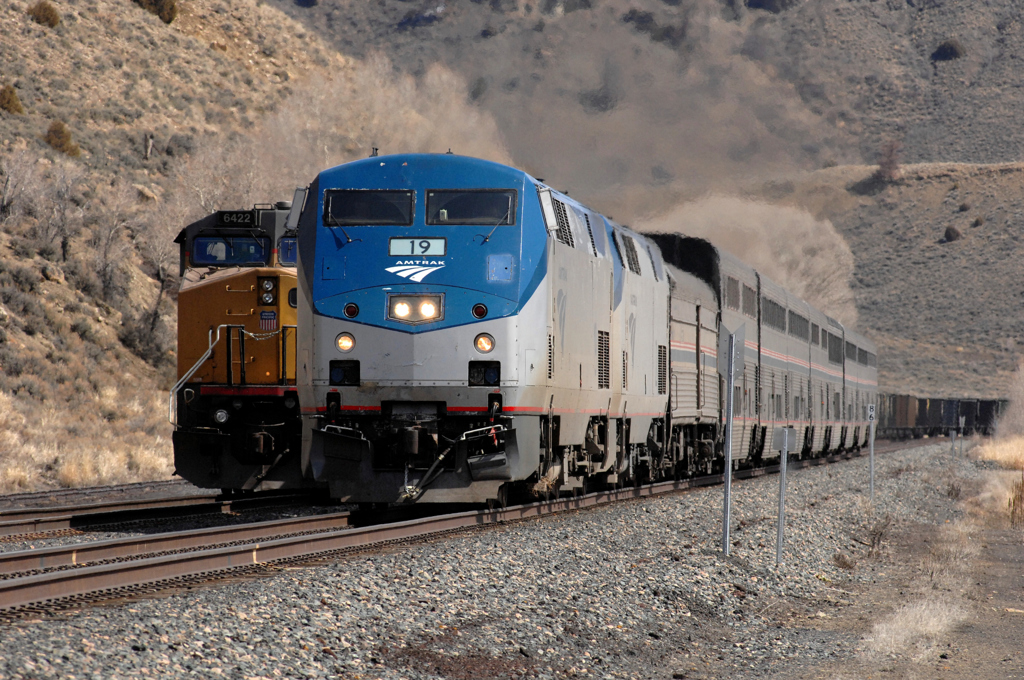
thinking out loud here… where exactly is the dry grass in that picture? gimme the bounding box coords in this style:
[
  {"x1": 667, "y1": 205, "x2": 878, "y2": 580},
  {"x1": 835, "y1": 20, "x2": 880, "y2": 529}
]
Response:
[
  {"x1": 0, "y1": 380, "x2": 173, "y2": 494},
  {"x1": 866, "y1": 521, "x2": 974, "y2": 661},
  {"x1": 869, "y1": 599, "x2": 967, "y2": 658}
]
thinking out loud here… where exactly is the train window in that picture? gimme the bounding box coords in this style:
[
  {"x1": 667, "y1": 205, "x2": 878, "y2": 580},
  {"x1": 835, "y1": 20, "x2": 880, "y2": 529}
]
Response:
[
  {"x1": 827, "y1": 334, "x2": 843, "y2": 364},
  {"x1": 192, "y1": 236, "x2": 269, "y2": 266},
  {"x1": 324, "y1": 190, "x2": 414, "y2": 226},
  {"x1": 725, "y1": 277, "x2": 740, "y2": 310},
  {"x1": 426, "y1": 190, "x2": 516, "y2": 225},
  {"x1": 742, "y1": 285, "x2": 756, "y2": 318},
  {"x1": 762, "y1": 297, "x2": 786, "y2": 332},
  {"x1": 278, "y1": 237, "x2": 297, "y2": 265},
  {"x1": 788, "y1": 311, "x2": 809, "y2": 340},
  {"x1": 866, "y1": 351, "x2": 876, "y2": 368},
  {"x1": 858, "y1": 347, "x2": 868, "y2": 365},
  {"x1": 846, "y1": 341, "x2": 857, "y2": 361},
  {"x1": 811, "y1": 323, "x2": 819, "y2": 345}
]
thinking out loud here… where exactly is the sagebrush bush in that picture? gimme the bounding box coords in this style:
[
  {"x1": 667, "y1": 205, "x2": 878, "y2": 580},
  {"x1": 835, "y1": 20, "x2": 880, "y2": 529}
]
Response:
[
  {"x1": 133, "y1": 0, "x2": 178, "y2": 24},
  {"x1": 44, "y1": 121, "x2": 81, "y2": 157},
  {"x1": 0, "y1": 85, "x2": 24, "y2": 115},
  {"x1": 932, "y1": 38, "x2": 966, "y2": 62},
  {"x1": 26, "y1": 0, "x2": 60, "y2": 28}
]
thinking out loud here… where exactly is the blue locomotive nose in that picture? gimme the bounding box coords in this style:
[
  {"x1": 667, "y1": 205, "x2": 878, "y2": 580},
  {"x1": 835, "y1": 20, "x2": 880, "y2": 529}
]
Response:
[{"x1": 304, "y1": 155, "x2": 549, "y2": 334}]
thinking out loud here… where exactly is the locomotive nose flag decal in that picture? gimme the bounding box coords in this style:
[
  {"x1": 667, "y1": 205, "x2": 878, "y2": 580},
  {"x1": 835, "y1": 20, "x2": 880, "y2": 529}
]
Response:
[{"x1": 385, "y1": 263, "x2": 445, "y2": 282}]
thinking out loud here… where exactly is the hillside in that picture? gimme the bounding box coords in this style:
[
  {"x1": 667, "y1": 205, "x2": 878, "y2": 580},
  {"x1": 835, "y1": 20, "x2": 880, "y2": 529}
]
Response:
[
  {"x1": 760, "y1": 162, "x2": 1024, "y2": 398},
  {"x1": 2, "y1": 0, "x2": 1024, "y2": 491}
]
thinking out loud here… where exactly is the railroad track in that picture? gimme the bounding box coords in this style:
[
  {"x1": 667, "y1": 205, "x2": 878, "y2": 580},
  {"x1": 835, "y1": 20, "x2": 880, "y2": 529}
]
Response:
[
  {"x1": 0, "y1": 439, "x2": 934, "y2": 622},
  {"x1": 0, "y1": 490, "x2": 319, "y2": 540}
]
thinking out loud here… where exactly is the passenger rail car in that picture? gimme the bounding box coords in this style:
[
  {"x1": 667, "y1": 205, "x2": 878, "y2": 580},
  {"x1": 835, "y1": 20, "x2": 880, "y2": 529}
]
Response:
[
  {"x1": 295, "y1": 154, "x2": 878, "y2": 504},
  {"x1": 171, "y1": 201, "x2": 312, "y2": 492}
]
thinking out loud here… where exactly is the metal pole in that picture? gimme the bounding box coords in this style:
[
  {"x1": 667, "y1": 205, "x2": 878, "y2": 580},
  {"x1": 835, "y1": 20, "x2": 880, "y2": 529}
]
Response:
[
  {"x1": 869, "y1": 418, "x2": 876, "y2": 505},
  {"x1": 722, "y1": 333, "x2": 735, "y2": 556},
  {"x1": 776, "y1": 428, "x2": 788, "y2": 566}
]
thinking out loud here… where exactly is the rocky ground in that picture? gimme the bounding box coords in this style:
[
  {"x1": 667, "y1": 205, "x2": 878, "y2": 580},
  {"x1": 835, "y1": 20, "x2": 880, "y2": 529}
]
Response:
[{"x1": 0, "y1": 441, "x2": 1016, "y2": 679}]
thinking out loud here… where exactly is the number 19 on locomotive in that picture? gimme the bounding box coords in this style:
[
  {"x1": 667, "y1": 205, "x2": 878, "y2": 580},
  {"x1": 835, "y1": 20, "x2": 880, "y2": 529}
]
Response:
[{"x1": 389, "y1": 238, "x2": 446, "y2": 256}]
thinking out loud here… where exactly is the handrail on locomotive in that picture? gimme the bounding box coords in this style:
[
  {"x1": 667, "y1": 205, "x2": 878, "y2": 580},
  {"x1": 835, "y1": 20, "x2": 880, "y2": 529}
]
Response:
[{"x1": 168, "y1": 323, "x2": 297, "y2": 426}]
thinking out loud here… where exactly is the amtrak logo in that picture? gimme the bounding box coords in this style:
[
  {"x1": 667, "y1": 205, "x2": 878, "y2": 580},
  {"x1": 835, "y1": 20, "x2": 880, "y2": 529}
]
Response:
[{"x1": 385, "y1": 260, "x2": 446, "y2": 283}]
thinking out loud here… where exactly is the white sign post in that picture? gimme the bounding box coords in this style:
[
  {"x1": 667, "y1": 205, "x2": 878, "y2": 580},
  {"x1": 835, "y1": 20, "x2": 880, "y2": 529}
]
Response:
[
  {"x1": 868, "y1": 404, "x2": 876, "y2": 504},
  {"x1": 773, "y1": 426, "x2": 795, "y2": 566},
  {"x1": 717, "y1": 325, "x2": 745, "y2": 557}
]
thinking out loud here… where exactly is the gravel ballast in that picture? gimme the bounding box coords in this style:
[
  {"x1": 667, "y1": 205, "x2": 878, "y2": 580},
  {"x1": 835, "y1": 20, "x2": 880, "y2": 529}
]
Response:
[{"x1": 0, "y1": 442, "x2": 985, "y2": 679}]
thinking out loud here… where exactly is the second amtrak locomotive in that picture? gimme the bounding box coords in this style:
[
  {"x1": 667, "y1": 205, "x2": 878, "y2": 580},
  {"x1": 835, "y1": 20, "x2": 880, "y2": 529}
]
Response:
[{"x1": 293, "y1": 154, "x2": 878, "y2": 504}]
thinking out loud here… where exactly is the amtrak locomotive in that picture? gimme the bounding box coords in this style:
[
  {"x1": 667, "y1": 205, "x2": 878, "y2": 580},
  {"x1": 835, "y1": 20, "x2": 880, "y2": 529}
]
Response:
[{"x1": 293, "y1": 154, "x2": 878, "y2": 504}]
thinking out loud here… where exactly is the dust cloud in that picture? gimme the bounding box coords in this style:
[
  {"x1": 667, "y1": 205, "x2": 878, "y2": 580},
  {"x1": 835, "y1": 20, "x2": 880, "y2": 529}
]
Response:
[
  {"x1": 445, "y1": 0, "x2": 850, "y2": 218},
  {"x1": 169, "y1": 54, "x2": 510, "y2": 221},
  {"x1": 638, "y1": 196, "x2": 859, "y2": 326}
]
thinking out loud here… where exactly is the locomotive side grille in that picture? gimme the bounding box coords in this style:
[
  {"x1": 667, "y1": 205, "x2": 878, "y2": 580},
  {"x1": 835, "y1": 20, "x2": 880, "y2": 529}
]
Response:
[
  {"x1": 622, "y1": 351, "x2": 628, "y2": 389},
  {"x1": 552, "y1": 199, "x2": 575, "y2": 248},
  {"x1": 598, "y1": 331, "x2": 610, "y2": 389},
  {"x1": 621, "y1": 235, "x2": 642, "y2": 275},
  {"x1": 548, "y1": 334, "x2": 554, "y2": 379},
  {"x1": 584, "y1": 213, "x2": 597, "y2": 256},
  {"x1": 657, "y1": 345, "x2": 667, "y2": 395}
]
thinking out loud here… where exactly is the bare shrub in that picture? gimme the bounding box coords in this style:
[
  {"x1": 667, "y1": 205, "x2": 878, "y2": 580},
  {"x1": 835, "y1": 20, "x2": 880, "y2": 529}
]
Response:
[
  {"x1": 0, "y1": 85, "x2": 24, "y2": 115},
  {"x1": 1, "y1": 148, "x2": 41, "y2": 224},
  {"x1": 873, "y1": 139, "x2": 902, "y2": 183},
  {"x1": 832, "y1": 552, "x2": 857, "y2": 570},
  {"x1": 26, "y1": 0, "x2": 60, "y2": 28},
  {"x1": 44, "y1": 121, "x2": 81, "y2": 157},
  {"x1": 38, "y1": 161, "x2": 85, "y2": 261},
  {"x1": 133, "y1": 0, "x2": 178, "y2": 24},
  {"x1": 943, "y1": 225, "x2": 962, "y2": 242},
  {"x1": 92, "y1": 180, "x2": 139, "y2": 302},
  {"x1": 868, "y1": 514, "x2": 892, "y2": 555}
]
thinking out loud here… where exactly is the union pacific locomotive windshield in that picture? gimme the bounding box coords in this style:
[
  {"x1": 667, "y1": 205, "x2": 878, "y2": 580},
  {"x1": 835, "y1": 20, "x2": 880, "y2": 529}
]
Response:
[{"x1": 295, "y1": 154, "x2": 878, "y2": 504}]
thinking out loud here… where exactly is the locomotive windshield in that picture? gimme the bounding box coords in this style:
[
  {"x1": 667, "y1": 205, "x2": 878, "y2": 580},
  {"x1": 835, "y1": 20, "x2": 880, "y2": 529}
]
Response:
[
  {"x1": 278, "y1": 237, "x2": 298, "y2": 265},
  {"x1": 323, "y1": 190, "x2": 414, "y2": 226},
  {"x1": 426, "y1": 190, "x2": 516, "y2": 225},
  {"x1": 192, "y1": 236, "x2": 270, "y2": 266}
]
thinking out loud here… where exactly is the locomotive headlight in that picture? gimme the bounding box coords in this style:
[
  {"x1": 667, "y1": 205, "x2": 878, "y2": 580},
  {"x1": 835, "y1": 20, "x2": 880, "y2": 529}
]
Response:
[
  {"x1": 336, "y1": 333, "x2": 355, "y2": 352},
  {"x1": 261, "y1": 279, "x2": 275, "y2": 292},
  {"x1": 475, "y1": 333, "x2": 495, "y2": 353},
  {"x1": 213, "y1": 409, "x2": 230, "y2": 424},
  {"x1": 261, "y1": 292, "x2": 275, "y2": 304},
  {"x1": 388, "y1": 294, "x2": 443, "y2": 324}
]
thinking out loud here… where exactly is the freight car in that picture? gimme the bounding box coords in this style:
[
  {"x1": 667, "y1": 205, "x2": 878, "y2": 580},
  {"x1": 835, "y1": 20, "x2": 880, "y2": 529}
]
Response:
[
  {"x1": 170, "y1": 201, "x2": 313, "y2": 492},
  {"x1": 292, "y1": 153, "x2": 878, "y2": 504},
  {"x1": 876, "y1": 395, "x2": 1006, "y2": 439}
]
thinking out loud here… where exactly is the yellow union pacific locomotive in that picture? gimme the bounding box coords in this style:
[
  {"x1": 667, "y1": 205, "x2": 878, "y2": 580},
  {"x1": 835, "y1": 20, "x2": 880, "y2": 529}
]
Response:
[{"x1": 171, "y1": 201, "x2": 311, "y2": 492}]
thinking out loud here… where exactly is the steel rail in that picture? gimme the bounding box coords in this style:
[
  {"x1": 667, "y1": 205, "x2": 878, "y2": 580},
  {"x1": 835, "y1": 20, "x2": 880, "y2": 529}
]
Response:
[
  {"x1": 0, "y1": 479, "x2": 192, "y2": 507},
  {"x1": 0, "y1": 511, "x2": 352, "y2": 575},
  {"x1": 0, "y1": 491, "x2": 315, "y2": 538},
  {"x1": 0, "y1": 443, "x2": 917, "y2": 616}
]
